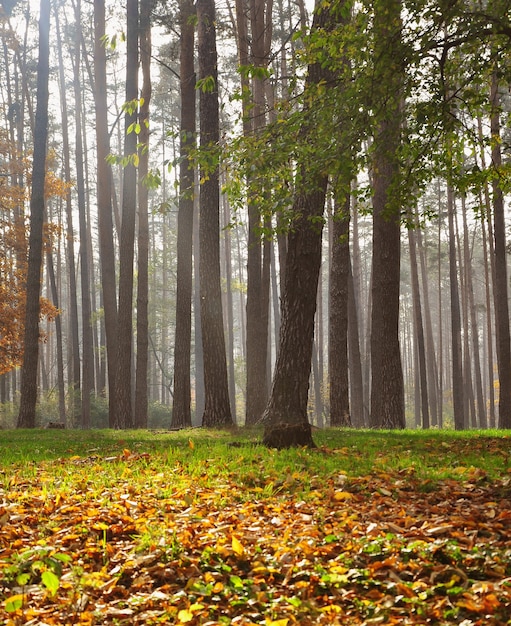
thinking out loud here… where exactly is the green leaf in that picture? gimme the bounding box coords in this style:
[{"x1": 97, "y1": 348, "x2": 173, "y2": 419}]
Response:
[
  {"x1": 16, "y1": 572, "x2": 30, "y2": 585},
  {"x1": 41, "y1": 570, "x2": 60, "y2": 596},
  {"x1": 196, "y1": 75, "x2": 216, "y2": 93},
  {"x1": 4, "y1": 594, "x2": 23, "y2": 612}
]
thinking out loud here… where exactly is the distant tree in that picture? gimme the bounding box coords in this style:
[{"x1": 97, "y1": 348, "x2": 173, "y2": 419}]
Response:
[
  {"x1": 55, "y1": 8, "x2": 80, "y2": 420},
  {"x1": 135, "y1": 0, "x2": 154, "y2": 428},
  {"x1": 197, "y1": 0, "x2": 233, "y2": 427},
  {"x1": 73, "y1": 0, "x2": 94, "y2": 429},
  {"x1": 17, "y1": 0, "x2": 50, "y2": 428},
  {"x1": 329, "y1": 195, "x2": 351, "y2": 427}
]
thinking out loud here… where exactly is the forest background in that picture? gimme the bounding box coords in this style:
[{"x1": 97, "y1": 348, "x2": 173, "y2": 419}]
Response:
[{"x1": 0, "y1": 0, "x2": 511, "y2": 441}]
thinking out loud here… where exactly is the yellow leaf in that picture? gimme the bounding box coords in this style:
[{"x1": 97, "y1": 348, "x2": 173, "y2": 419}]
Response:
[
  {"x1": 265, "y1": 619, "x2": 289, "y2": 626},
  {"x1": 188, "y1": 439, "x2": 195, "y2": 450},
  {"x1": 177, "y1": 609, "x2": 194, "y2": 623},
  {"x1": 232, "y1": 535, "x2": 245, "y2": 557},
  {"x1": 333, "y1": 491, "x2": 353, "y2": 501}
]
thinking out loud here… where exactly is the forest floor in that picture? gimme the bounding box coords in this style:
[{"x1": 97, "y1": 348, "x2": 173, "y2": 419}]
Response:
[{"x1": 0, "y1": 427, "x2": 510, "y2": 625}]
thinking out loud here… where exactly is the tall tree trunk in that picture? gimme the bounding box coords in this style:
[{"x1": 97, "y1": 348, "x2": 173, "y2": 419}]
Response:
[
  {"x1": 172, "y1": 0, "x2": 196, "y2": 428},
  {"x1": 243, "y1": 0, "x2": 273, "y2": 425},
  {"x1": 73, "y1": 0, "x2": 94, "y2": 429},
  {"x1": 194, "y1": 195, "x2": 205, "y2": 423},
  {"x1": 416, "y1": 222, "x2": 439, "y2": 426},
  {"x1": 462, "y1": 194, "x2": 486, "y2": 428},
  {"x1": 447, "y1": 186, "x2": 465, "y2": 429},
  {"x1": 17, "y1": 0, "x2": 50, "y2": 428},
  {"x1": 369, "y1": 0, "x2": 405, "y2": 429},
  {"x1": 408, "y1": 226, "x2": 429, "y2": 428},
  {"x1": 55, "y1": 8, "x2": 81, "y2": 421},
  {"x1": 46, "y1": 251, "x2": 66, "y2": 424},
  {"x1": 94, "y1": 0, "x2": 118, "y2": 420},
  {"x1": 480, "y1": 191, "x2": 496, "y2": 428},
  {"x1": 197, "y1": 0, "x2": 233, "y2": 427},
  {"x1": 262, "y1": 2, "x2": 335, "y2": 448},
  {"x1": 134, "y1": 0, "x2": 153, "y2": 428},
  {"x1": 477, "y1": 117, "x2": 496, "y2": 428},
  {"x1": 329, "y1": 195, "x2": 351, "y2": 426},
  {"x1": 348, "y1": 254, "x2": 365, "y2": 427},
  {"x1": 223, "y1": 193, "x2": 237, "y2": 420},
  {"x1": 490, "y1": 70, "x2": 511, "y2": 429},
  {"x1": 113, "y1": 0, "x2": 139, "y2": 428}
]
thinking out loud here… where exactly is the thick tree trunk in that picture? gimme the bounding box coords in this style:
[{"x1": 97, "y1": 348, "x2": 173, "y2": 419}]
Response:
[
  {"x1": 262, "y1": 185, "x2": 327, "y2": 447},
  {"x1": 369, "y1": 0, "x2": 405, "y2": 429},
  {"x1": 197, "y1": 0, "x2": 233, "y2": 427},
  {"x1": 244, "y1": 0, "x2": 273, "y2": 425},
  {"x1": 262, "y1": 1, "x2": 336, "y2": 448},
  {"x1": 17, "y1": 0, "x2": 50, "y2": 428},
  {"x1": 113, "y1": 0, "x2": 138, "y2": 428},
  {"x1": 172, "y1": 0, "x2": 196, "y2": 428},
  {"x1": 93, "y1": 0, "x2": 118, "y2": 419}
]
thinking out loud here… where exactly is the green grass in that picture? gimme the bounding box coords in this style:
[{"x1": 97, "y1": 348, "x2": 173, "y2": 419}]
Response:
[
  {"x1": 0, "y1": 427, "x2": 509, "y2": 488},
  {"x1": 1, "y1": 428, "x2": 510, "y2": 624}
]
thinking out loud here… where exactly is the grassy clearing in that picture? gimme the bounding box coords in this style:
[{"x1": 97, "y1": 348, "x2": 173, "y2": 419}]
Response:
[
  {"x1": 0, "y1": 427, "x2": 509, "y2": 485},
  {"x1": 0, "y1": 428, "x2": 510, "y2": 624}
]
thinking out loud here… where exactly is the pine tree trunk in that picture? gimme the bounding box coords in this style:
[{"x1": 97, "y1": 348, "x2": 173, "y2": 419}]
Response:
[
  {"x1": 329, "y1": 196, "x2": 351, "y2": 427},
  {"x1": 490, "y1": 71, "x2": 511, "y2": 429},
  {"x1": 197, "y1": 0, "x2": 233, "y2": 427},
  {"x1": 172, "y1": 0, "x2": 196, "y2": 428},
  {"x1": 408, "y1": 227, "x2": 429, "y2": 428},
  {"x1": 447, "y1": 186, "x2": 465, "y2": 430},
  {"x1": 369, "y1": 0, "x2": 405, "y2": 429},
  {"x1": 113, "y1": 0, "x2": 139, "y2": 428},
  {"x1": 73, "y1": 0, "x2": 93, "y2": 429},
  {"x1": 17, "y1": 0, "x2": 50, "y2": 428},
  {"x1": 134, "y1": 0, "x2": 152, "y2": 428},
  {"x1": 55, "y1": 11, "x2": 81, "y2": 422},
  {"x1": 93, "y1": 0, "x2": 118, "y2": 420}
]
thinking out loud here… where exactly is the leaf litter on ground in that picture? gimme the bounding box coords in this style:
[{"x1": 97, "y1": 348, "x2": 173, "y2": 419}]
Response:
[{"x1": 0, "y1": 429, "x2": 510, "y2": 625}]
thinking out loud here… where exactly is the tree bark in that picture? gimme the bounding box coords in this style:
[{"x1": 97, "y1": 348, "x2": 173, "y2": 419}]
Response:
[
  {"x1": 172, "y1": 0, "x2": 196, "y2": 428},
  {"x1": 490, "y1": 71, "x2": 511, "y2": 429},
  {"x1": 262, "y1": 1, "x2": 336, "y2": 448},
  {"x1": 55, "y1": 9, "x2": 81, "y2": 422},
  {"x1": 329, "y1": 195, "x2": 351, "y2": 426},
  {"x1": 197, "y1": 0, "x2": 233, "y2": 427},
  {"x1": 134, "y1": 0, "x2": 153, "y2": 428},
  {"x1": 113, "y1": 0, "x2": 139, "y2": 428},
  {"x1": 369, "y1": 0, "x2": 405, "y2": 429},
  {"x1": 447, "y1": 186, "x2": 465, "y2": 430},
  {"x1": 73, "y1": 0, "x2": 94, "y2": 429},
  {"x1": 93, "y1": 0, "x2": 118, "y2": 419},
  {"x1": 408, "y1": 226, "x2": 429, "y2": 428},
  {"x1": 17, "y1": 0, "x2": 50, "y2": 428}
]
